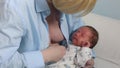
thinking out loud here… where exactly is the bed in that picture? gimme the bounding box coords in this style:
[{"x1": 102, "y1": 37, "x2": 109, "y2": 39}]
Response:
[{"x1": 81, "y1": 13, "x2": 120, "y2": 68}]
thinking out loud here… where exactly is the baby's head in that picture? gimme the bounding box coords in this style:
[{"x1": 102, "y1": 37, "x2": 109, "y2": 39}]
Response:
[{"x1": 71, "y1": 25, "x2": 99, "y2": 49}]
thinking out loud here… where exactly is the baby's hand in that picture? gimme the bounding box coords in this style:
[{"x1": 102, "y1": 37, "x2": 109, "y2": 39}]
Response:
[{"x1": 83, "y1": 58, "x2": 94, "y2": 68}]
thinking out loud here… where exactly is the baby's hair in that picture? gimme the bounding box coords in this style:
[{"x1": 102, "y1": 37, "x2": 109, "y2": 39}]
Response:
[{"x1": 84, "y1": 26, "x2": 99, "y2": 49}]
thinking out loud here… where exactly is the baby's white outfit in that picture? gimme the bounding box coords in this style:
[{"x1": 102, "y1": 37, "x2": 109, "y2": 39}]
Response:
[
  {"x1": 74, "y1": 47, "x2": 92, "y2": 67},
  {"x1": 46, "y1": 45, "x2": 92, "y2": 68}
]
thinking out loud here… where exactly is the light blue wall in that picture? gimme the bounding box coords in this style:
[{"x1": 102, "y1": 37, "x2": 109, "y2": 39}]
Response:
[{"x1": 92, "y1": 0, "x2": 120, "y2": 20}]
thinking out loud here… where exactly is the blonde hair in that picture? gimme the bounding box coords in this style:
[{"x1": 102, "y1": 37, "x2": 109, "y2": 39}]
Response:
[{"x1": 52, "y1": 0, "x2": 96, "y2": 16}]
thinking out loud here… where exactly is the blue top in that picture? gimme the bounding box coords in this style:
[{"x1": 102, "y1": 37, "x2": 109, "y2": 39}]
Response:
[{"x1": 0, "y1": 0, "x2": 84, "y2": 68}]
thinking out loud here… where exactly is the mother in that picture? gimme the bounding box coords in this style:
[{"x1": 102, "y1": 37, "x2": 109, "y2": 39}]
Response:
[{"x1": 0, "y1": 0, "x2": 96, "y2": 68}]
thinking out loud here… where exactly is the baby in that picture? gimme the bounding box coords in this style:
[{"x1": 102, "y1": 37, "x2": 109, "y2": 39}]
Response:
[{"x1": 46, "y1": 25, "x2": 99, "y2": 68}]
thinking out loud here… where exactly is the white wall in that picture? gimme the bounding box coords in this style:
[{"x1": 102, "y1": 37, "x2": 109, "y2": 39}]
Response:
[{"x1": 92, "y1": 0, "x2": 120, "y2": 20}]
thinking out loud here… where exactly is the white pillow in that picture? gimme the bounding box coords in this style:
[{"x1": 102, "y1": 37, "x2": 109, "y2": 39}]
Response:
[{"x1": 82, "y1": 13, "x2": 120, "y2": 68}]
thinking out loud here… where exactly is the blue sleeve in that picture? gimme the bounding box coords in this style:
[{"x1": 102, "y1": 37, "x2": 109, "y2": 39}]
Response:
[
  {"x1": 0, "y1": 1, "x2": 45, "y2": 68},
  {"x1": 0, "y1": 1, "x2": 25, "y2": 67},
  {"x1": 23, "y1": 51, "x2": 45, "y2": 68}
]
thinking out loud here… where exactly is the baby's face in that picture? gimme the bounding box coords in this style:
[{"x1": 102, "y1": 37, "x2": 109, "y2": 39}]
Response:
[{"x1": 72, "y1": 27, "x2": 92, "y2": 47}]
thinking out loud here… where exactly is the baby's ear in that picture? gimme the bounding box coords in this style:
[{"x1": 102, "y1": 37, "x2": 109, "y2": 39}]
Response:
[{"x1": 83, "y1": 41, "x2": 91, "y2": 47}]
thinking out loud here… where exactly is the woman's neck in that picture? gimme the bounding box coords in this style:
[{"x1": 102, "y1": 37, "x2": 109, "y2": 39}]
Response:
[{"x1": 46, "y1": 0, "x2": 60, "y2": 23}]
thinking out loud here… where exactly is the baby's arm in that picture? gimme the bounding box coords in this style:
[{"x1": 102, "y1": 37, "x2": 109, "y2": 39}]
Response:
[{"x1": 74, "y1": 47, "x2": 94, "y2": 68}]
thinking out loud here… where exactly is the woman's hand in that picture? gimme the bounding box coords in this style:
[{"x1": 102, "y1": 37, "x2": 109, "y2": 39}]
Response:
[
  {"x1": 42, "y1": 43, "x2": 66, "y2": 63},
  {"x1": 83, "y1": 58, "x2": 94, "y2": 68}
]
